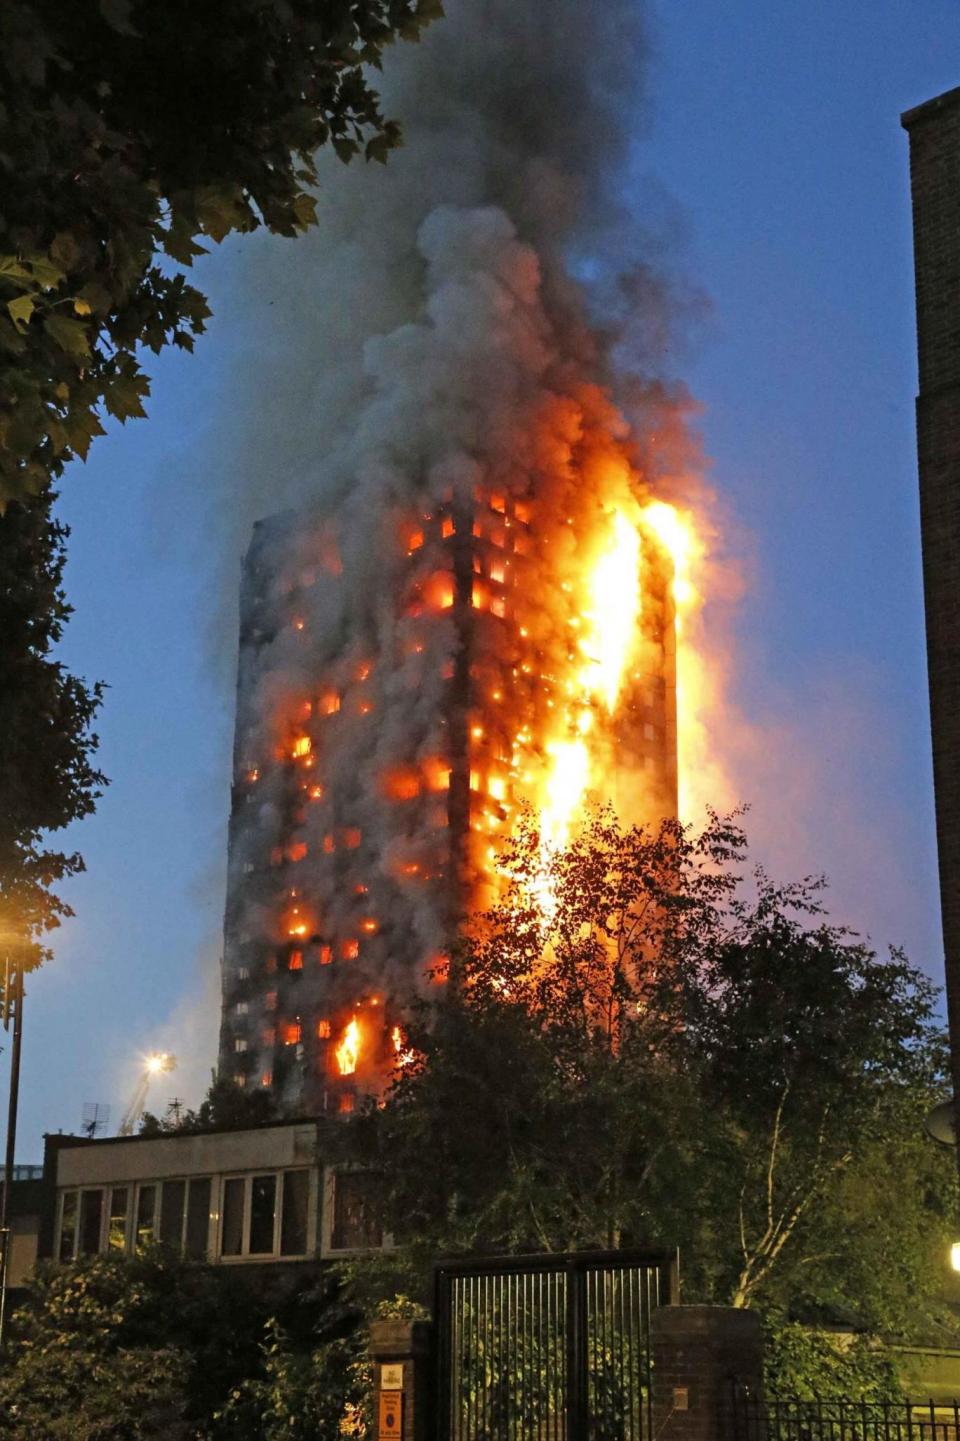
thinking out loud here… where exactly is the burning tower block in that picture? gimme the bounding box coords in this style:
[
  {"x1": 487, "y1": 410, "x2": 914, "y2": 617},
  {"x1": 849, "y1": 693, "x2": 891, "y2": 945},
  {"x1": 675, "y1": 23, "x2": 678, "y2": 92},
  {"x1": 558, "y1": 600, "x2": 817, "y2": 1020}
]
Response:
[{"x1": 221, "y1": 478, "x2": 679, "y2": 1115}]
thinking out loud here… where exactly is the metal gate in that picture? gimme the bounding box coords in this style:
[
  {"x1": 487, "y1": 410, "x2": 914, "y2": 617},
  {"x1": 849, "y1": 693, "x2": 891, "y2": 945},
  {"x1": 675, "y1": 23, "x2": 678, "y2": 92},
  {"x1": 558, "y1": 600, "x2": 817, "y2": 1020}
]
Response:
[{"x1": 434, "y1": 1249, "x2": 679, "y2": 1441}]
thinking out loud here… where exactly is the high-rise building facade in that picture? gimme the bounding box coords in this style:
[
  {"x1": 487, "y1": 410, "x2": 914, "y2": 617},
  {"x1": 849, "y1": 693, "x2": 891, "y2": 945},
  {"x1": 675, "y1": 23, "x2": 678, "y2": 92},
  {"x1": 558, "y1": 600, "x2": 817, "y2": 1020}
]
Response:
[
  {"x1": 219, "y1": 478, "x2": 679, "y2": 1115},
  {"x1": 903, "y1": 86, "x2": 960, "y2": 1134}
]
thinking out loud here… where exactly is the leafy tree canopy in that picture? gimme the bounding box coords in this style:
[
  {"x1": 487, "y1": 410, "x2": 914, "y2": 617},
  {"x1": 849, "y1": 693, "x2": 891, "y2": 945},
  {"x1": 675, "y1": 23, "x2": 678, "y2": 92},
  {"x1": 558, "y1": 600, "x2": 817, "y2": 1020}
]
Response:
[
  {"x1": 139, "y1": 1070, "x2": 280, "y2": 1137},
  {"x1": 340, "y1": 810, "x2": 956, "y2": 1340},
  {"x1": 0, "y1": 491, "x2": 103, "y2": 969},
  {"x1": 0, "y1": 0, "x2": 441, "y2": 509}
]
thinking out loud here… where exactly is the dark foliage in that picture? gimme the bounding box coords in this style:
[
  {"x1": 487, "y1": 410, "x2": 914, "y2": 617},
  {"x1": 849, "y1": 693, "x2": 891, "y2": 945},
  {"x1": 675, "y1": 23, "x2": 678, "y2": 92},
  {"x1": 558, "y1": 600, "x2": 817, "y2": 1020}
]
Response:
[
  {"x1": 0, "y1": 0, "x2": 440, "y2": 507},
  {"x1": 0, "y1": 490, "x2": 104, "y2": 968}
]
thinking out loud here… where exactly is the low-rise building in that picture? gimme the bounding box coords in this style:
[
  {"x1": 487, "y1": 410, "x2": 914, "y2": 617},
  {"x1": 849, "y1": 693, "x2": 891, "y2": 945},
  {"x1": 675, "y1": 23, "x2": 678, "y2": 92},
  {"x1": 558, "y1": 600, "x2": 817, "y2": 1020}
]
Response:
[{"x1": 5, "y1": 1119, "x2": 381, "y2": 1293}]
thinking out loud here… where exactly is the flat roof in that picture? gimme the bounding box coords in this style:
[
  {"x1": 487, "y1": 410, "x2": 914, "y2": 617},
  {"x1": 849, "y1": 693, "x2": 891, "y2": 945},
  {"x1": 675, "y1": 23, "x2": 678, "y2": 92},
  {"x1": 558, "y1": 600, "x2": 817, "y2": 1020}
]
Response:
[
  {"x1": 902, "y1": 85, "x2": 960, "y2": 130},
  {"x1": 43, "y1": 1115, "x2": 319, "y2": 1152}
]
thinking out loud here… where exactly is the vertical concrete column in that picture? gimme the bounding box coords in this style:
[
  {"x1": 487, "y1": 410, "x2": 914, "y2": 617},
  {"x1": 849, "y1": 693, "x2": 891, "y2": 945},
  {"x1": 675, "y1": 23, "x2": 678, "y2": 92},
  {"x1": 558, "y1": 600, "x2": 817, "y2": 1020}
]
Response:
[
  {"x1": 369, "y1": 1318, "x2": 433, "y2": 1441},
  {"x1": 651, "y1": 1306, "x2": 764, "y2": 1441}
]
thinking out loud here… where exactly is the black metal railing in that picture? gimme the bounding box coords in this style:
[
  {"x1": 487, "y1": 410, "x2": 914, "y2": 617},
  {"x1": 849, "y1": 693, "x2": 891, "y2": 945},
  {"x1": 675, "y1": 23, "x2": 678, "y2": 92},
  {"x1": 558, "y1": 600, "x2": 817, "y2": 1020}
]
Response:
[
  {"x1": 435, "y1": 1248, "x2": 678, "y2": 1441},
  {"x1": 728, "y1": 1393, "x2": 960, "y2": 1441}
]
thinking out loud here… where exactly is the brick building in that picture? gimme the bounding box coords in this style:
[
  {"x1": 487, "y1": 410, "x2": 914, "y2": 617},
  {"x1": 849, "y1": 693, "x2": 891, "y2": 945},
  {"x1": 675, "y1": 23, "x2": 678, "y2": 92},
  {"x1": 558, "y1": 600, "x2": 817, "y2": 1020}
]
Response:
[{"x1": 902, "y1": 87, "x2": 960, "y2": 1120}]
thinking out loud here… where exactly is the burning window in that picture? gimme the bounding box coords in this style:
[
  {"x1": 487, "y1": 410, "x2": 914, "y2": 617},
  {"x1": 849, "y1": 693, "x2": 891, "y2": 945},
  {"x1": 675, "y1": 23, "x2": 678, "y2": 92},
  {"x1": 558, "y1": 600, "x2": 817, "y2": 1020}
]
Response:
[
  {"x1": 425, "y1": 572, "x2": 455, "y2": 610},
  {"x1": 360, "y1": 918, "x2": 378, "y2": 935},
  {"x1": 386, "y1": 767, "x2": 420, "y2": 800},
  {"x1": 286, "y1": 841, "x2": 307, "y2": 863},
  {"x1": 291, "y1": 736, "x2": 312, "y2": 759},
  {"x1": 422, "y1": 757, "x2": 450, "y2": 791},
  {"x1": 319, "y1": 945, "x2": 332, "y2": 965},
  {"x1": 317, "y1": 1019, "x2": 331, "y2": 1039},
  {"x1": 281, "y1": 1021, "x2": 301, "y2": 1046},
  {"x1": 441, "y1": 516, "x2": 455, "y2": 538},
  {"x1": 318, "y1": 691, "x2": 340, "y2": 715},
  {"x1": 288, "y1": 950, "x2": 303, "y2": 971},
  {"x1": 341, "y1": 939, "x2": 359, "y2": 961},
  {"x1": 335, "y1": 1017, "x2": 361, "y2": 1074}
]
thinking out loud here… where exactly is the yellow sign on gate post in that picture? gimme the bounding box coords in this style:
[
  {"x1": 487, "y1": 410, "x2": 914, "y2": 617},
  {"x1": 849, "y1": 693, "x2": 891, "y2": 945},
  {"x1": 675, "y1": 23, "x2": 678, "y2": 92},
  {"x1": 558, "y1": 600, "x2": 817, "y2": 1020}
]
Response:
[{"x1": 379, "y1": 1390, "x2": 403, "y2": 1441}]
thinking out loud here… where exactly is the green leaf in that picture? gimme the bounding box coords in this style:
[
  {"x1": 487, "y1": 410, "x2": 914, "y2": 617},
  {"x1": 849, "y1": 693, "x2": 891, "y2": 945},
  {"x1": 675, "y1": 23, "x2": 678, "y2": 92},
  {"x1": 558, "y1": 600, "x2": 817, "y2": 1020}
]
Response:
[
  {"x1": 103, "y1": 373, "x2": 149, "y2": 423},
  {"x1": 0, "y1": 256, "x2": 33, "y2": 287},
  {"x1": 7, "y1": 295, "x2": 36, "y2": 331},
  {"x1": 292, "y1": 192, "x2": 318, "y2": 231},
  {"x1": 365, "y1": 133, "x2": 393, "y2": 165},
  {"x1": 26, "y1": 256, "x2": 67, "y2": 291},
  {"x1": 43, "y1": 313, "x2": 91, "y2": 359},
  {"x1": 333, "y1": 137, "x2": 359, "y2": 164},
  {"x1": 76, "y1": 281, "x2": 112, "y2": 315},
  {"x1": 50, "y1": 233, "x2": 81, "y2": 271}
]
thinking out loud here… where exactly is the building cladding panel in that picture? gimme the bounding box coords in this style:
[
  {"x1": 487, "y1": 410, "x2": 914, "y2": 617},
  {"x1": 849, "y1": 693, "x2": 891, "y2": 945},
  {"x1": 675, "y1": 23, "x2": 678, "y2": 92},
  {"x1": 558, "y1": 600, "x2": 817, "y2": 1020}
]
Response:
[
  {"x1": 902, "y1": 86, "x2": 960, "y2": 1114},
  {"x1": 220, "y1": 493, "x2": 678, "y2": 1115}
]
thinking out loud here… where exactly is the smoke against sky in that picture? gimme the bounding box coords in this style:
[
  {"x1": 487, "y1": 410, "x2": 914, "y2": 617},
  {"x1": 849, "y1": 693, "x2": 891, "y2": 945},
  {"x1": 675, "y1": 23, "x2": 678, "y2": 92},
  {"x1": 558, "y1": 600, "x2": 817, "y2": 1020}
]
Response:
[{"x1": 15, "y1": 0, "x2": 957, "y2": 1150}]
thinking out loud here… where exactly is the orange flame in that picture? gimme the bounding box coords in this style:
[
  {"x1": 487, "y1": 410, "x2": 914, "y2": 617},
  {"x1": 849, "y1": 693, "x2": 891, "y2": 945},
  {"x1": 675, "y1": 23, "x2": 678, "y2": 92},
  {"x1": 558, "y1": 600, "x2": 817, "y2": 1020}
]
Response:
[
  {"x1": 392, "y1": 1024, "x2": 415, "y2": 1068},
  {"x1": 335, "y1": 1018, "x2": 361, "y2": 1076}
]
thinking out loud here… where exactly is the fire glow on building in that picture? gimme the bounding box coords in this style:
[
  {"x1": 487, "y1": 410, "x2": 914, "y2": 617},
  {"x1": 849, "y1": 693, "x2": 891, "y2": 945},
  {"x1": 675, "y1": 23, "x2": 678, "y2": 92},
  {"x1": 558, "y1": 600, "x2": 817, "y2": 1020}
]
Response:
[
  {"x1": 214, "y1": 0, "x2": 719, "y2": 1116},
  {"x1": 220, "y1": 386, "x2": 708, "y2": 1112}
]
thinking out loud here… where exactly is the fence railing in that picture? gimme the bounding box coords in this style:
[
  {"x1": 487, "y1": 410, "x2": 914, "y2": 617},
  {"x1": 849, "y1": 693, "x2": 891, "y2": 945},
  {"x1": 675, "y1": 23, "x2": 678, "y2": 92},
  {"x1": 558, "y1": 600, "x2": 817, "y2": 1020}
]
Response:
[{"x1": 728, "y1": 1394, "x2": 960, "y2": 1441}]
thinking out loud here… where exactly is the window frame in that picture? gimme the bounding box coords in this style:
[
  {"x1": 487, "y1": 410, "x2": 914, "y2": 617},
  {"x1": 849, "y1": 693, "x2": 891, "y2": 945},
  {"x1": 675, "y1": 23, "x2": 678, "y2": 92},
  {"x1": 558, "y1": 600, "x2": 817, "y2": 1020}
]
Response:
[{"x1": 216, "y1": 1169, "x2": 313, "y2": 1262}]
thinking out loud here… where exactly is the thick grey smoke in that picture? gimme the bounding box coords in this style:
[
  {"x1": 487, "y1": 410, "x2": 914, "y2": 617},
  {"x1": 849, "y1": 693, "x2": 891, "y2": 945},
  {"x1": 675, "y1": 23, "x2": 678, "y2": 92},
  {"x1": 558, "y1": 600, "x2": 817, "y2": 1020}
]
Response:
[{"x1": 199, "y1": 0, "x2": 684, "y2": 575}]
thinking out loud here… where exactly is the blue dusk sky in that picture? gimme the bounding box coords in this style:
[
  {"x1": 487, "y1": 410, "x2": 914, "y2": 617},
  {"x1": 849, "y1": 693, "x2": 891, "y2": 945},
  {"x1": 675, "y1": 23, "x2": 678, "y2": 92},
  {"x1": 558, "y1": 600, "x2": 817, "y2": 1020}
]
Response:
[{"x1": 10, "y1": 1, "x2": 960, "y2": 1156}]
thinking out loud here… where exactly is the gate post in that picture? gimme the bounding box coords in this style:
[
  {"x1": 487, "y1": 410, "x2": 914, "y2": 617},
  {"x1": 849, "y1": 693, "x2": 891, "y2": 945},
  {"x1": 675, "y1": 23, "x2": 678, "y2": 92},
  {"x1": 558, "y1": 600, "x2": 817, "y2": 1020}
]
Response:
[
  {"x1": 369, "y1": 1318, "x2": 433, "y2": 1441},
  {"x1": 651, "y1": 1306, "x2": 764, "y2": 1441}
]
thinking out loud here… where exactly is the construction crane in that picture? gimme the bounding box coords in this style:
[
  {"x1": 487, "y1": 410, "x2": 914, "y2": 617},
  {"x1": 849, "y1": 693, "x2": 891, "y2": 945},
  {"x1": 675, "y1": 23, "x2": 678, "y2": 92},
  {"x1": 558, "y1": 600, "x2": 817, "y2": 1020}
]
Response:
[{"x1": 118, "y1": 1053, "x2": 176, "y2": 1136}]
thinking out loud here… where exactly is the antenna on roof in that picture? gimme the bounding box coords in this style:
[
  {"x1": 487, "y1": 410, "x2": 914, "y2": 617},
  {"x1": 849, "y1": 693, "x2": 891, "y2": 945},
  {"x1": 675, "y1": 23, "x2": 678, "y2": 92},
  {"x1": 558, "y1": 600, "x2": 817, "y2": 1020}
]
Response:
[{"x1": 81, "y1": 1102, "x2": 111, "y2": 1139}]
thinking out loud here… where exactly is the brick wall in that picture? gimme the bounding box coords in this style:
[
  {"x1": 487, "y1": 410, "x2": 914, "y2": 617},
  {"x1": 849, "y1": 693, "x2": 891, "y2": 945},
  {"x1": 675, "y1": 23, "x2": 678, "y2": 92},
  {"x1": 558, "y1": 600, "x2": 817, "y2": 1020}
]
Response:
[
  {"x1": 651, "y1": 1306, "x2": 764, "y2": 1441},
  {"x1": 902, "y1": 87, "x2": 960, "y2": 1126}
]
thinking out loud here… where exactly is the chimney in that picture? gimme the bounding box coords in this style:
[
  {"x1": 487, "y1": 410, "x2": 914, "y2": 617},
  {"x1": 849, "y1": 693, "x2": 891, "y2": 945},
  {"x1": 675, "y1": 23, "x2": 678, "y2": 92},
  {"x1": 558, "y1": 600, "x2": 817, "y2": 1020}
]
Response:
[{"x1": 902, "y1": 87, "x2": 960, "y2": 1123}]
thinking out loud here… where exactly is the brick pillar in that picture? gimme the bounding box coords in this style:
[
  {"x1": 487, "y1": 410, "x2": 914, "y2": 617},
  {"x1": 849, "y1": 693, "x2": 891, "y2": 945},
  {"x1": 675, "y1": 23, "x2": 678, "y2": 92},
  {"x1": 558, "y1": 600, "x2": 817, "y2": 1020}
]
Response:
[
  {"x1": 902, "y1": 87, "x2": 960, "y2": 1156},
  {"x1": 651, "y1": 1306, "x2": 764, "y2": 1441},
  {"x1": 369, "y1": 1318, "x2": 432, "y2": 1441}
]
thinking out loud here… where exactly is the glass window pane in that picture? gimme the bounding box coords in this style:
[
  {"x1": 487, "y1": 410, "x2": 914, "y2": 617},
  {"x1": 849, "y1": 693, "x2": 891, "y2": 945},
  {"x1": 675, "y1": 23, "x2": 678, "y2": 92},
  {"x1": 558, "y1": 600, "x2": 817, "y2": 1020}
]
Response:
[
  {"x1": 221, "y1": 1177, "x2": 244, "y2": 1257},
  {"x1": 185, "y1": 1178, "x2": 211, "y2": 1260},
  {"x1": 78, "y1": 1189, "x2": 103, "y2": 1256},
  {"x1": 331, "y1": 1172, "x2": 382, "y2": 1251},
  {"x1": 280, "y1": 1170, "x2": 309, "y2": 1256},
  {"x1": 135, "y1": 1184, "x2": 156, "y2": 1251},
  {"x1": 249, "y1": 1174, "x2": 277, "y2": 1255},
  {"x1": 58, "y1": 1191, "x2": 78, "y2": 1262},
  {"x1": 159, "y1": 1179, "x2": 185, "y2": 1251},
  {"x1": 108, "y1": 1187, "x2": 128, "y2": 1251}
]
